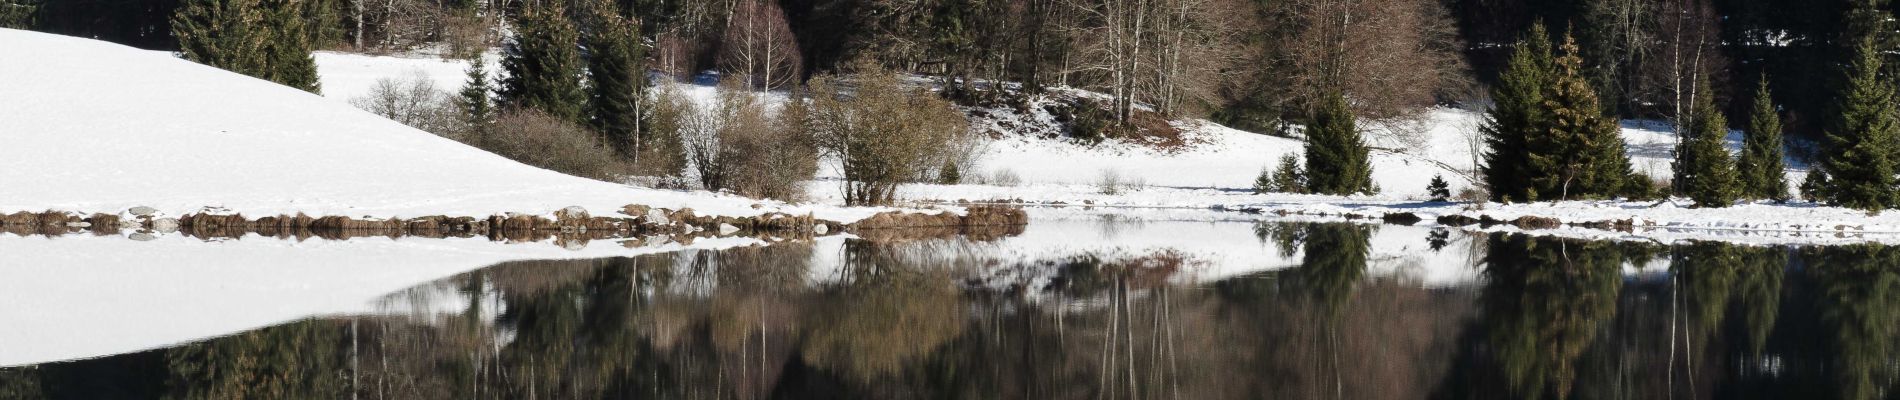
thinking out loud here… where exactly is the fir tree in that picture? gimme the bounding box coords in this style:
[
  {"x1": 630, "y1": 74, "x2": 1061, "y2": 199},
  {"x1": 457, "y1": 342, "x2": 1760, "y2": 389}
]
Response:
[
  {"x1": 1253, "y1": 166, "x2": 1274, "y2": 194},
  {"x1": 1818, "y1": 38, "x2": 1900, "y2": 211},
  {"x1": 500, "y1": 4, "x2": 587, "y2": 122},
  {"x1": 1481, "y1": 22, "x2": 1554, "y2": 203},
  {"x1": 1428, "y1": 175, "x2": 1452, "y2": 202},
  {"x1": 1304, "y1": 92, "x2": 1373, "y2": 195},
  {"x1": 1737, "y1": 76, "x2": 1790, "y2": 202},
  {"x1": 584, "y1": 0, "x2": 646, "y2": 158},
  {"x1": 1272, "y1": 154, "x2": 1306, "y2": 194},
  {"x1": 1527, "y1": 33, "x2": 1630, "y2": 201},
  {"x1": 938, "y1": 161, "x2": 962, "y2": 184},
  {"x1": 1675, "y1": 75, "x2": 1740, "y2": 208},
  {"x1": 459, "y1": 54, "x2": 495, "y2": 128}
]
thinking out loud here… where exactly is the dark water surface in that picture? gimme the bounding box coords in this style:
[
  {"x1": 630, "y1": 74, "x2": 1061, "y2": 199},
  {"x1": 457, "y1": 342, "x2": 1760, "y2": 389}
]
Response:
[{"x1": 2, "y1": 221, "x2": 1895, "y2": 400}]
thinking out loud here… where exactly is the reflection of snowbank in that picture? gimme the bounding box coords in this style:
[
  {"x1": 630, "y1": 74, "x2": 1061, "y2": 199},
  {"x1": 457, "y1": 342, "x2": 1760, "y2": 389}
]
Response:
[{"x1": 0, "y1": 232, "x2": 763, "y2": 367}]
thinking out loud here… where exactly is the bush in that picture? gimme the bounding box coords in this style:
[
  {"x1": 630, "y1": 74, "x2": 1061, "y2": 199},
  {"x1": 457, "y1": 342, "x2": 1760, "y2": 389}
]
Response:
[
  {"x1": 638, "y1": 84, "x2": 692, "y2": 178},
  {"x1": 654, "y1": 82, "x2": 816, "y2": 201},
  {"x1": 351, "y1": 74, "x2": 466, "y2": 140},
  {"x1": 474, "y1": 109, "x2": 630, "y2": 181},
  {"x1": 983, "y1": 169, "x2": 1023, "y2": 187},
  {"x1": 1097, "y1": 169, "x2": 1125, "y2": 195},
  {"x1": 800, "y1": 64, "x2": 972, "y2": 206},
  {"x1": 938, "y1": 161, "x2": 962, "y2": 184}
]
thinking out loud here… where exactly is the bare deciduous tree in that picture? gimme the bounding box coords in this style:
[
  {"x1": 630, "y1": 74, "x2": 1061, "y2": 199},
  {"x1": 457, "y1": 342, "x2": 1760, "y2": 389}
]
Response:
[
  {"x1": 718, "y1": 0, "x2": 801, "y2": 91},
  {"x1": 1266, "y1": 0, "x2": 1467, "y2": 121}
]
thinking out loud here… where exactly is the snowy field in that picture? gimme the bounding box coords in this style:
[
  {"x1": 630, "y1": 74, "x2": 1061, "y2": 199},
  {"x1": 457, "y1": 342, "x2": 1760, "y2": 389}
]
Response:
[{"x1": 0, "y1": 29, "x2": 904, "y2": 224}]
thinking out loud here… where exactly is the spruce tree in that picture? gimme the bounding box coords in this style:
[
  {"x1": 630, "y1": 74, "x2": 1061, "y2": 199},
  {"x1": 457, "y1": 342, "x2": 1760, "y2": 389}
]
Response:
[
  {"x1": 1480, "y1": 22, "x2": 1555, "y2": 203},
  {"x1": 1819, "y1": 38, "x2": 1900, "y2": 211},
  {"x1": 1304, "y1": 92, "x2": 1373, "y2": 195},
  {"x1": 1428, "y1": 175, "x2": 1452, "y2": 202},
  {"x1": 173, "y1": 0, "x2": 319, "y2": 93},
  {"x1": 459, "y1": 54, "x2": 495, "y2": 128},
  {"x1": 172, "y1": 0, "x2": 266, "y2": 78},
  {"x1": 1273, "y1": 154, "x2": 1306, "y2": 194},
  {"x1": 500, "y1": 4, "x2": 586, "y2": 122},
  {"x1": 584, "y1": 1, "x2": 646, "y2": 158},
  {"x1": 1737, "y1": 76, "x2": 1789, "y2": 202},
  {"x1": 1527, "y1": 33, "x2": 1630, "y2": 201},
  {"x1": 1676, "y1": 75, "x2": 1740, "y2": 208},
  {"x1": 259, "y1": 0, "x2": 319, "y2": 93}
]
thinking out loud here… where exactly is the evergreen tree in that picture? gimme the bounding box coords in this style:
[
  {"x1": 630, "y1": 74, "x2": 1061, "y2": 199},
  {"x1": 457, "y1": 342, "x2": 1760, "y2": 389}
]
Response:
[
  {"x1": 1818, "y1": 38, "x2": 1900, "y2": 211},
  {"x1": 1272, "y1": 153, "x2": 1306, "y2": 194},
  {"x1": 172, "y1": 0, "x2": 266, "y2": 78},
  {"x1": 0, "y1": 0, "x2": 36, "y2": 29},
  {"x1": 1428, "y1": 175, "x2": 1452, "y2": 202},
  {"x1": 584, "y1": 0, "x2": 645, "y2": 158},
  {"x1": 1801, "y1": 168, "x2": 1832, "y2": 203},
  {"x1": 500, "y1": 4, "x2": 586, "y2": 122},
  {"x1": 1676, "y1": 75, "x2": 1740, "y2": 207},
  {"x1": 1526, "y1": 33, "x2": 1630, "y2": 201},
  {"x1": 459, "y1": 54, "x2": 495, "y2": 128},
  {"x1": 172, "y1": 0, "x2": 319, "y2": 93},
  {"x1": 1737, "y1": 76, "x2": 1790, "y2": 202},
  {"x1": 1481, "y1": 22, "x2": 1555, "y2": 203},
  {"x1": 259, "y1": 0, "x2": 319, "y2": 93},
  {"x1": 1254, "y1": 166, "x2": 1275, "y2": 194},
  {"x1": 1303, "y1": 92, "x2": 1373, "y2": 195}
]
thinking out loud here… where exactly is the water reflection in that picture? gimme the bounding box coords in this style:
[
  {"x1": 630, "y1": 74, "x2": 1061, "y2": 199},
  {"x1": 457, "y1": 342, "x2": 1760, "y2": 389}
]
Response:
[{"x1": 13, "y1": 223, "x2": 1900, "y2": 399}]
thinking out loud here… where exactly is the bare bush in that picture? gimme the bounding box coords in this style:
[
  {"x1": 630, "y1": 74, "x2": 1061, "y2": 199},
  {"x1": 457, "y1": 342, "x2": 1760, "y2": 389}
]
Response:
[
  {"x1": 799, "y1": 64, "x2": 973, "y2": 206},
  {"x1": 638, "y1": 85, "x2": 693, "y2": 178},
  {"x1": 655, "y1": 82, "x2": 816, "y2": 201},
  {"x1": 474, "y1": 109, "x2": 631, "y2": 181},
  {"x1": 1096, "y1": 169, "x2": 1125, "y2": 195},
  {"x1": 350, "y1": 73, "x2": 466, "y2": 140}
]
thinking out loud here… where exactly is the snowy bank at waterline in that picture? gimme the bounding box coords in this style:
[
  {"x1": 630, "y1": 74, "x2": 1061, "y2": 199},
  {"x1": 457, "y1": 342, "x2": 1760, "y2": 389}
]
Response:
[{"x1": 0, "y1": 28, "x2": 924, "y2": 225}]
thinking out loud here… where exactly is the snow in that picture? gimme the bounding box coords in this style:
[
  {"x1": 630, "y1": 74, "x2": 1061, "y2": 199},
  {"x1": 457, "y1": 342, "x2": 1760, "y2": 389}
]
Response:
[
  {"x1": 0, "y1": 231, "x2": 773, "y2": 367},
  {"x1": 0, "y1": 28, "x2": 902, "y2": 223}
]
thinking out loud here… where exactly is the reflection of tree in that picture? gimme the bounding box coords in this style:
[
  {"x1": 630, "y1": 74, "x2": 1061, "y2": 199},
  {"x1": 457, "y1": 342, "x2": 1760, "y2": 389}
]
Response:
[
  {"x1": 798, "y1": 239, "x2": 967, "y2": 384},
  {"x1": 1254, "y1": 221, "x2": 1309, "y2": 258},
  {"x1": 1474, "y1": 234, "x2": 1622, "y2": 400},
  {"x1": 161, "y1": 320, "x2": 345, "y2": 400},
  {"x1": 1293, "y1": 222, "x2": 1373, "y2": 399},
  {"x1": 1808, "y1": 244, "x2": 1900, "y2": 400},
  {"x1": 1733, "y1": 247, "x2": 1784, "y2": 357}
]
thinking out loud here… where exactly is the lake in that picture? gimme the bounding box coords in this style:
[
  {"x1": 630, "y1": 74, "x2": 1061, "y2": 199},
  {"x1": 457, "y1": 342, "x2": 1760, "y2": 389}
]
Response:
[{"x1": 0, "y1": 211, "x2": 1892, "y2": 399}]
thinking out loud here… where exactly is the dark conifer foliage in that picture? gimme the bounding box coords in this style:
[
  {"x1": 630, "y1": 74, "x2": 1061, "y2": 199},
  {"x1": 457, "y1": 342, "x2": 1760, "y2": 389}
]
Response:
[
  {"x1": 1737, "y1": 76, "x2": 1789, "y2": 202},
  {"x1": 459, "y1": 53, "x2": 494, "y2": 128},
  {"x1": 584, "y1": 0, "x2": 645, "y2": 158},
  {"x1": 1481, "y1": 22, "x2": 1554, "y2": 203},
  {"x1": 1303, "y1": 92, "x2": 1374, "y2": 195},
  {"x1": 499, "y1": 4, "x2": 585, "y2": 123},
  {"x1": 1428, "y1": 175, "x2": 1452, "y2": 202},
  {"x1": 1675, "y1": 75, "x2": 1740, "y2": 208},
  {"x1": 1817, "y1": 38, "x2": 1900, "y2": 211},
  {"x1": 171, "y1": 0, "x2": 319, "y2": 93},
  {"x1": 1525, "y1": 33, "x2": 1630, "y2": 201}
]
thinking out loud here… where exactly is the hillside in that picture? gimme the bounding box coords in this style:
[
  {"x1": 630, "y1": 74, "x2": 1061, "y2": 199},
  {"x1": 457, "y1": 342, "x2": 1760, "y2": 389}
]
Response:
[{"x1": 0, "y1": 29, "x2": 886, "y2": 222}]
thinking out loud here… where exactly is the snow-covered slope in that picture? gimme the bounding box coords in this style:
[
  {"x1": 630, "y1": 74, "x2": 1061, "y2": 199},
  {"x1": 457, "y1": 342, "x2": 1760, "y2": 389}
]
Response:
[{"x1": 0, "y1": 29, "x2": 886, "y2": 222}]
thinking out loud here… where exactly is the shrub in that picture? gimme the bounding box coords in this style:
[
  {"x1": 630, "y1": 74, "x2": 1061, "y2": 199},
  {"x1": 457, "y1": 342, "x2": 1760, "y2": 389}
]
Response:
[
  {"x1": 985, "y1": 169, "x2": 1023, "y2": 187},
  {"x1": 638, "y1": 84, "x2": 692, "y2": 178},
  {"x1": 938, "y1": 161, "x2": 962, "y2": 184},
  {"x1": 474, "y1": 109, "x2": 630, "y2": 181},
  {"x1": 1096, "y1": 169, "x2": 1125, "y2": 195},
  {"x1": 799, "y1": 64, "x2": 972, "y2": 206},
  {"x1": 655, "y1": 82, "x2": 815, "y2": 201},
  {"x1": 351, "y1": 74, "x2": 466, "y2": 140}
]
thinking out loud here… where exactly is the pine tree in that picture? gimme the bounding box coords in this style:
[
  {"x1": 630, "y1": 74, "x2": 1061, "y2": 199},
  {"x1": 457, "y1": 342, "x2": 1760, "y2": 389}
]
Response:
[
  {"x1": 500, "y1": 4, "x2": 586, "y2": 122},
  {"x1": 459, "y1": 54, "x2": 495, "y2": 128},
  {"x1": 1481, "y1": 22, "x2": 1555, "y2": 203},
  {"x1": 1428, "y1": 175, "x2": 1452, "y2": 202},
  {"x1": 1676, "y1": 75, "x2": 1740, "y2": 208},
  {"x1": 585, "y1": 0, "x2": 645, "y2": 158},
  {"x1": 1254, "y1": 167, "x2": 1275, "y2": 194},
  {"x1": 1801, "y1": 168, "x2": 1832, "y2": 203},
  {"x1": 1527, "y1": 33, "x2": 1630, "y2": 201},
  {"x1": 1737, "y1": 76, "x2": 1790, "y2": 202},
  {"x1": 1273, "y1": 154, "x2": 1306, "y2": 194},
  {"x1": 1304, "y1": 92, "x2": 1373, "y2": 195},
  {"x1": 1818, "y1": 38, "x2": 1900, "y2": 211}
]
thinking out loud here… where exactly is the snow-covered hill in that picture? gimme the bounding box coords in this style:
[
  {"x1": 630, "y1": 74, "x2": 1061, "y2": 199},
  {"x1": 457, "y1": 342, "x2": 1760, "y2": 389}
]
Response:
[{"x1": 0, "y1": 29, "x2": 884, "y2": 222}]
